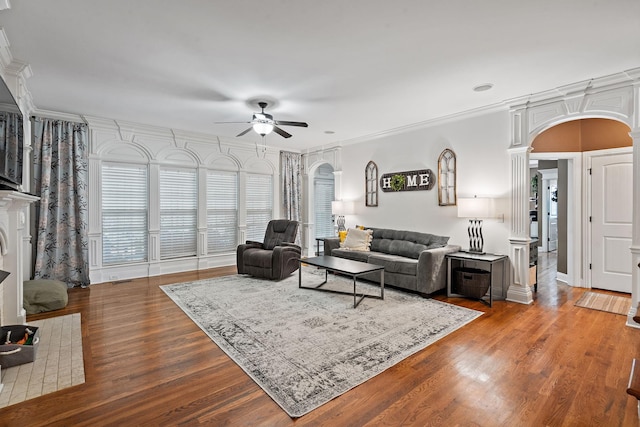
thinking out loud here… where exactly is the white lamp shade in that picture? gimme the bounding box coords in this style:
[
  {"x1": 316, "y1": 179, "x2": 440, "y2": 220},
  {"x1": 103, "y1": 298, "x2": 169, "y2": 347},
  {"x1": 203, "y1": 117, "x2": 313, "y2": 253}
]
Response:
[
  {"x1": 457, "y1": 197, "x2": 491, "y2": 218},
  {"x1": 331, "y1": 200, "x2": 354, "y2": 215},
  {"x1": 331, "y1": 200, "x2": 343, "y2": 215}
]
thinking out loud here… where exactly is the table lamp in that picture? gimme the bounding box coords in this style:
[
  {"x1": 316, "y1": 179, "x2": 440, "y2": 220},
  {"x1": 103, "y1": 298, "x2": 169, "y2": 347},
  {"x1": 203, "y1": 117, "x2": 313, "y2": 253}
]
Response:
[{"x1": 457, "y1": 196, "x2": 491, "y2": 254}]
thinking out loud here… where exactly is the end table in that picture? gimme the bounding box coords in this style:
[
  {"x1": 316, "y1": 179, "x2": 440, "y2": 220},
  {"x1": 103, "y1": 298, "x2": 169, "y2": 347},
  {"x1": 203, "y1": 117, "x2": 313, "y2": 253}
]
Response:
[{"x1": 446, "y1": 252, "x2": 509, "y2": 307}]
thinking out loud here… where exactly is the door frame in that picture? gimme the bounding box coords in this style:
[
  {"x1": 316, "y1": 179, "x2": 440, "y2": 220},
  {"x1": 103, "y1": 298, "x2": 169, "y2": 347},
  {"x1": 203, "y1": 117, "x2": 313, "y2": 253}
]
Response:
[
  {"x1": 538, "y1": 168, "x2": 558, "y2": 253},
  {"x1": 530, "y1": 152, "x2": 582, "y2": 287},
  {"x1": 584, "y1": 146, "x2": 634, "y2": 289}
]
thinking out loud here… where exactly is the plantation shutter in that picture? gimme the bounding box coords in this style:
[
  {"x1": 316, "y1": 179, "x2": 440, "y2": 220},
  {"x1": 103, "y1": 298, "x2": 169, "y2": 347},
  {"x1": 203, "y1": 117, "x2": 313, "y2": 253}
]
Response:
[
  {"x1": 160, "y1": 168, "x2": 197, "y2": 259},
  {"x1": 101, "y1": 164, "x2": 148, "y2": 265},
  {"x1": 207, "y1": 171, "x2": 238, "y2": 253},
  {"x1": 246, "y1": 174, "x2": 273, "y2": 242},
  {"x1": 315, "y1": 180, "x2": 335, "y2": 238}
]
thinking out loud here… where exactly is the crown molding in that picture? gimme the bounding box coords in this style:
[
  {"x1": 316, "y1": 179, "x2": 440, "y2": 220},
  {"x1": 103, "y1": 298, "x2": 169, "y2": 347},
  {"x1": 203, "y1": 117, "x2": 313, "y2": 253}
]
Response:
[
  {"x1": 32, "y1": 108, "x2": 86, "y2": 123},
  {"x1": 335, "y1": 101, "x2": 508, "y2": 147},
  {"x1": 507, "y1": 67, "x2": 640, "y2": 109}
]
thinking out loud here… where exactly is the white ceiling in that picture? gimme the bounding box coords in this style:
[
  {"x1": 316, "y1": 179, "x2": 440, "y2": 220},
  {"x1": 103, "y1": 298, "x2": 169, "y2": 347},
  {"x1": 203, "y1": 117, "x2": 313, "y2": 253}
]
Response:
[{"x1": 1, "y1": 1, "x2": 639, "y2": 150}]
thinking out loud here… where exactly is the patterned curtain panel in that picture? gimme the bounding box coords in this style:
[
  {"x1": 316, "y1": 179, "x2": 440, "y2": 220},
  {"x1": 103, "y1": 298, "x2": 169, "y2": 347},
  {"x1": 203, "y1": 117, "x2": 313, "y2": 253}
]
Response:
[
  {"x1": 0, "y1": 112, "x2": 24, "y2": 184},
  {"x1": 281, "y1": 151, "x2": 302, "y2": 244},
  {"x1": 32, "y1": 118, "x2": 90, "y2": 287}
]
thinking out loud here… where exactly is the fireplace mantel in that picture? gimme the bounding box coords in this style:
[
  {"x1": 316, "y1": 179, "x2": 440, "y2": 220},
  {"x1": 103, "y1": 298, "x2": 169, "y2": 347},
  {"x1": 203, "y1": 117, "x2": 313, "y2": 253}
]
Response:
[{"x1": 0, "y1": 190, "x2": 39, "y2": 325}]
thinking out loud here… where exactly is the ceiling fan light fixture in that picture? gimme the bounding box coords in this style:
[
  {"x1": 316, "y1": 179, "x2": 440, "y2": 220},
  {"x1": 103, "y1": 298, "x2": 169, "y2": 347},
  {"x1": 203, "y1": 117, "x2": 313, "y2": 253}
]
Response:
[
  {"x1": 253, "y1": 121, "x2": 274, "y2": 136},
  {"x1": 222, "y1": 100, "x2": 307, "y2": 139}
]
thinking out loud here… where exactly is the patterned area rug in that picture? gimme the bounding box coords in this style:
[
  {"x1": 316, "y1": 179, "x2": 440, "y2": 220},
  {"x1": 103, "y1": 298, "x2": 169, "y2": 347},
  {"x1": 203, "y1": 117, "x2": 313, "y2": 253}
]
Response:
[
  {"x1": 575, "y1": 291, "x2": 631, "y2": 316},
  {"x1": 161, "y1": 268, "x2": 482, "y2": 417},
  {"x1": 0, "y1": 313, "x2": 85, "y2": 407}
]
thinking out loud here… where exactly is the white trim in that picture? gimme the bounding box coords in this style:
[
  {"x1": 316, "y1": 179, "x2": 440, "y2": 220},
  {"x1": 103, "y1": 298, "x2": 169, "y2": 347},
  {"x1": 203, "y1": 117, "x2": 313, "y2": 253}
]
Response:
[
  {"x1": 530, "y1": 152, "x2": 584, "y2": 289},
  {"x1": 538, "y1": 168, "x2": 557, "y2": 253},
  {"x1": 31, "y1": 109, "x2": 86, "y2": 123}
]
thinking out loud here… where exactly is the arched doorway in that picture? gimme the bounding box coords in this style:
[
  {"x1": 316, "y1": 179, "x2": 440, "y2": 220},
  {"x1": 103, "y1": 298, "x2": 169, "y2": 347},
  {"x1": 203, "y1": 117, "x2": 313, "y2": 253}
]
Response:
[
  {"x1": 530, "y1": 118, "x2": 632, "y2": 293},
  {"x1": 301, "y1": 147, "x2": 342, "y2": 257},
  {"x1": 506, "y1": 71, "x2": 640, "y2": 328}
]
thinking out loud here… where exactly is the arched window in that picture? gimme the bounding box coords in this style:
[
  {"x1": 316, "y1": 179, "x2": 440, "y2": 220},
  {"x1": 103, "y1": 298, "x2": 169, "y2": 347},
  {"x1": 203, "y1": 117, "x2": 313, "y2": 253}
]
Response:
[
  {"x1": 365, "y1": 161, "x2": 378, "y2": 207},
  {"x1": 438, "y1": 149, "x2": 456, "y2": 206}
]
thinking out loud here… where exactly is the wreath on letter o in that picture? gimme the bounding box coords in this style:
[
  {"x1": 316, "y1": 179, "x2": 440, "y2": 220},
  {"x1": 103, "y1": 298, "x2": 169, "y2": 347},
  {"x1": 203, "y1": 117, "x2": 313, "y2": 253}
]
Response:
[{"x1": 390, "y1": 174, "x2": 405, "y2": 191}]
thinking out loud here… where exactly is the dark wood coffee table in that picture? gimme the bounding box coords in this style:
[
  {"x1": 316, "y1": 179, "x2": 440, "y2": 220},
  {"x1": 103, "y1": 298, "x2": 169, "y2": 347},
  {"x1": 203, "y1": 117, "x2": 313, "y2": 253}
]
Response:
[{"x1": 299, "y1": 256, "x2": 384, "y2": 308}]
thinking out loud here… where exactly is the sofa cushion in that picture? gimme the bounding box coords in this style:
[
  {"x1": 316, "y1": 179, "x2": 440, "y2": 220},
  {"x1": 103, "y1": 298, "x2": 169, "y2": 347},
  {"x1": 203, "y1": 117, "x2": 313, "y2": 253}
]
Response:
[
  {"x1": 367, "y1": 253, "x2": 418, "y2": 275},
  {"x1": 368, "y1": 228, "x2": 450, "y2": 259},
  {"x1": 330, "y1": 248, "x2": 372, "y2": 263}
]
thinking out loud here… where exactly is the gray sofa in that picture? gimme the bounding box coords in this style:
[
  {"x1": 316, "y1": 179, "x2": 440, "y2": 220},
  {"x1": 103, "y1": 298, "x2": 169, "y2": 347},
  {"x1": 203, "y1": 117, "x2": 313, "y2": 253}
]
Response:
[{"x1": 324, "y1": 227, "x2": 461, "y2": 296}]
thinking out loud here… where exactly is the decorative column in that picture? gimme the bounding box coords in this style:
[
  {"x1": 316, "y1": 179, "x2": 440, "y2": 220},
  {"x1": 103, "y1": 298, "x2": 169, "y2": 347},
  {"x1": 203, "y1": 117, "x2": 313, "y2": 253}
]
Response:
[
  {"x1": 147, "y1": 162, "x2": 161, "y2": 277},
  {"x1": 507, "y1": 147, "x2": 534, "y2": 304},
  {"x1": 506, "y1": 103, "x2": 534, "y2": 305},
  {"x1": 300, "y1": 166, "x2": 312, "y2": 257}
]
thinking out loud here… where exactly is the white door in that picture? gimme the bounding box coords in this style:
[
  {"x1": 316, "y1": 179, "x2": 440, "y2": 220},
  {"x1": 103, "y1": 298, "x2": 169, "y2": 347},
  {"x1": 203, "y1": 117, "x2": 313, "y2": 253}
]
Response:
[{"x1": 591, "y1": 153, "x2": 633, "y2": 293}]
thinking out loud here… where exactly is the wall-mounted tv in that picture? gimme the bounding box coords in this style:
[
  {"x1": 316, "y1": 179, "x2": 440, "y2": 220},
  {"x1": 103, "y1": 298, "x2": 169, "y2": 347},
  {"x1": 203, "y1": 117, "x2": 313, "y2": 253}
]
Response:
[{"x1": 0, "y1": 77, "x2": 23, "y2": 191}]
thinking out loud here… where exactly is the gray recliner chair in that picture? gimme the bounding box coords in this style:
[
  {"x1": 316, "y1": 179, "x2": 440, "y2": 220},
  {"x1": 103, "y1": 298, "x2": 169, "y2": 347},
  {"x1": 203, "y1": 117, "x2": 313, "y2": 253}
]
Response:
[{"x1": 236, "y1": 219, "x2": 301, "y2": 280}]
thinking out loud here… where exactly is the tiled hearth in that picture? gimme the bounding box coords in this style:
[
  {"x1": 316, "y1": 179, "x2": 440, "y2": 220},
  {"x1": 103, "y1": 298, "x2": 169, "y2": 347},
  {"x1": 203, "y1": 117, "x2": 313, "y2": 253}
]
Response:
[{"x1": 0, "y1": 313, "x2": 84, "y2": 407}]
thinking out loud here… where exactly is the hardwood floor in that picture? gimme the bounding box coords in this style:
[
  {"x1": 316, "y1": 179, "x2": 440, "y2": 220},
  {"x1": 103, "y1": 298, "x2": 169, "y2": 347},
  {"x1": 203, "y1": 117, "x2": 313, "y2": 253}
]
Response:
[{"x1": 3, "y1": 254, "x2": 640, "y2": 426}]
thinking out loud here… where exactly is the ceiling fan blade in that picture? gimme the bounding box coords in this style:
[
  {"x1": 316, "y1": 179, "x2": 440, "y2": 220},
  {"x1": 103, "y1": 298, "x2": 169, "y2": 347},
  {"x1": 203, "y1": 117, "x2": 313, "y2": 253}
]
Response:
[
  {"x1": 275, "y1": 120, "x2": 308, "y2": 128},
  {"x1": 236, "y1": 127, "x2": 253, "y2": 137},
  {"x1": 272, "y1": 126, "x2": 292, "y2": 138},
  {"x1": 215, "y1": 121, "x2": 251, "y2": 124}
]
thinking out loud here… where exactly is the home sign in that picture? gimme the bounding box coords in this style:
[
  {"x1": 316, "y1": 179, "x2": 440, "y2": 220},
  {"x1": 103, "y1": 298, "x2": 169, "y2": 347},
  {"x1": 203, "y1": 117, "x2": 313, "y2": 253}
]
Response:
[{"x1": 380, "y1": 169, "x2": 435, "y2": 192}]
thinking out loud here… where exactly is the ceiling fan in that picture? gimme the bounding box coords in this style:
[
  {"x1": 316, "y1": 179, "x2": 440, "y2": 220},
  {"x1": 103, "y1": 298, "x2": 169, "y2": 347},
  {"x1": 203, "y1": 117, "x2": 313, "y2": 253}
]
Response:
[{"x1": 219, "y1": 101, "x2": 308, "y2": 139}]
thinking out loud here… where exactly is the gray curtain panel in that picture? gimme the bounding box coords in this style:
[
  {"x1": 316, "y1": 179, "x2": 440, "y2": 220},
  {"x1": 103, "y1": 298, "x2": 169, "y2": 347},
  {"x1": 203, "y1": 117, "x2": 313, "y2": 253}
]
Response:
[
  {"x1": 280, "y1": 151, "x2": 301, "y2": 244},
  {"x1": 32, "y1": 118, "x2": 90, "y2": 287},
  {"x1": 0, "y1": 112, "x2": 23, "y2": 183}
]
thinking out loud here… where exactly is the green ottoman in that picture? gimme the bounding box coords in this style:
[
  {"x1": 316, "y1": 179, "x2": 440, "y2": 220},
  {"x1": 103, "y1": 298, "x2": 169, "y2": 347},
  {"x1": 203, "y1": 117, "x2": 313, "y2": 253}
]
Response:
[{"x1": 23, "y1": 279, "x2": 69, "y2": 315}]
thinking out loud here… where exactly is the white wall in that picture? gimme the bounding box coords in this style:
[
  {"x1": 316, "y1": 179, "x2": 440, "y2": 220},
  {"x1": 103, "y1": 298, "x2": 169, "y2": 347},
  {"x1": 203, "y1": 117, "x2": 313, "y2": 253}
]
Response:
[{"x1": 338, "y1": 109, "x2": 512, "y2": 257}]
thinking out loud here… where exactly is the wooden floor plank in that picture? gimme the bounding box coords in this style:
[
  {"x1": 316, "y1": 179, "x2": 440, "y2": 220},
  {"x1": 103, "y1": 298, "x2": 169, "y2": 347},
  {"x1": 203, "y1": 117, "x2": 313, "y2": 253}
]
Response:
[{"x1": 1, "y1": 255, "x2": 639, "y2": 426}]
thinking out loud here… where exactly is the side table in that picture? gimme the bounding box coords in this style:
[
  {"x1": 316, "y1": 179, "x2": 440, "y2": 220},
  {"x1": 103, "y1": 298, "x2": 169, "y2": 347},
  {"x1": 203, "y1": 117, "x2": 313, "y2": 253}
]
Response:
[
  {"x1": 315, "y1": 237, "x2": 333, "y2": 256},
  {"x1": 446, "y1": 252, "x2": 509, "y2": 307}
]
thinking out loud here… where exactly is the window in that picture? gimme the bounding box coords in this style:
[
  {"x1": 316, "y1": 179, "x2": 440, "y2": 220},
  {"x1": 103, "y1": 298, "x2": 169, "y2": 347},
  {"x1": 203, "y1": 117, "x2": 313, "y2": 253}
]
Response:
[
  {"x1": 314, "y1": 164, "x2": 335, "y2": 238},
  {"x1": 101, "y1": 164, "x2": 148, "y2": 265},
  {"x1": 207, "y1": 171, "x2": 238, "y2": 253},
  {"x1": 365, "y1": 161, "x2": 378, "y2": 207},
  {"x1": 246, "y1": 174, "x2": 273, "y2": 242},
  {"x1": 160, "y1": 168, "x2": 197, "y2": 259}
]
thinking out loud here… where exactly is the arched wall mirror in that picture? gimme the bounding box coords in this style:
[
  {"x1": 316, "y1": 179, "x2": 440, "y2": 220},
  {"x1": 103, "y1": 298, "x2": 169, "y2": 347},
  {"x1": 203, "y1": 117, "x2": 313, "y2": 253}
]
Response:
[
  {"x1": 365, "y1": 160, "x2": 378, "y2": 207},
  {"x1": 438, "y1": 149, "x2": 456, "y2": 206}
]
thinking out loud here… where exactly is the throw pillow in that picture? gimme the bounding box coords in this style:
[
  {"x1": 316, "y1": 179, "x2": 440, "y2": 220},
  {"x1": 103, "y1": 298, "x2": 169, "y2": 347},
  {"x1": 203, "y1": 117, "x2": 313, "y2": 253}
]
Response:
[
  {"x1": 339, "y1": 230, "x2": 348, "y2": 242},
  {"x1": 340, "y1": 228, "x2": 373, "y2": 251}
]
